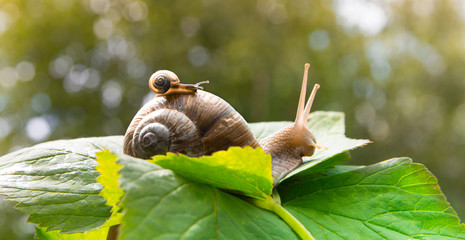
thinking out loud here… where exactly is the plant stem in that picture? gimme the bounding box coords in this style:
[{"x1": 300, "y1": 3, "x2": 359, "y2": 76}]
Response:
[
  {"x1": 249, "y1": 196, "x2": 315, "y2": 240},
  {"x1": 274, "y1": 203, "x2": 314, "y2": 240},
  {"x1": 106, "y1": 224, "x2": 120, "y2": 240}
]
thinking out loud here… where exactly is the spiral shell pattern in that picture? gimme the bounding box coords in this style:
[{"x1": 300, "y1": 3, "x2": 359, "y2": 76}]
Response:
[{"x1": 124, "y1": 90, "x2": 260, "y2": 159}]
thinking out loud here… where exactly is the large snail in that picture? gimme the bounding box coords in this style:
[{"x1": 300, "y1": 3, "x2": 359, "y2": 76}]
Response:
[{"x1": 123, "y1": 63, "x2": 326, "y2": 185}]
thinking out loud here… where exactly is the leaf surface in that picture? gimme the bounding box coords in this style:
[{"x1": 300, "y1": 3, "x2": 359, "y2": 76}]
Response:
[
  {"x1": 35, "y1": 226, "x2": 109, "y2": 240},
  {"x1": 151, "y1": 146, "x2": 273, "y2": 199},
  {"x1": 278, "y1": 158, "x2": 465, "y2": 239},
  {"x1": 119, "y1": 155, "x2": 297, "y2": 240},
  {"x1": 0, "y1": 136, "x2": 124, "y2": 233}
]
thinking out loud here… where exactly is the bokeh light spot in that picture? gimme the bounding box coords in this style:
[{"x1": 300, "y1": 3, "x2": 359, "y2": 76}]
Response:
[
  {"x1": 352, "y1": 78, "x2": 373, "y2": 98},
  {"x1": 93, "y1": 17, "x2": 114, "y2": 39},
  {"x1": 188, "y1": 46, "x2": 210, "y2": 67},
  {"x1": 334, "y1": 0, "x2": 388, "y2": 36},
  {"x1": 107, "y1": 36, "x2": 135, "y2": 60},
  {"x1": 127, "y1": 58, "x2": 147, "y2": 79},
  {"x1": 355, "y1": 102, "x2": 375, "y2": 127},
  {"x1": 124, "y1": 1, "x2": 148, "y2": 22},
  {"x1": 0, "y1": 67, "x2": 18, "y2": 88},
  {"x1": 0, "y1": 117, "x2": 12, "y2": 139},
  {"x1": 0, "y1": 11, "x2": 9, "y2": 35},
  {"x1": 309, "y1": 29, "x2": 331, "y2": 51},
  {"x1": 368, "y1": 117, "x2": 390, "y2": 141},
  {"x1": 63, "y1": 65, "x2": 90, "y2": 93},
  {"x1": 370, "y1": 60, "x2": 391, "y2": 82},
  {"x1": 338, "y1": 55, "x2": 359, "y2": 77},
  {"x1": 369, "y1": 88, "x2": 386, "y2": 110},
  {"x1": 90, "y1": 0, "x2": 110, "y2": 14},
  {"x1": 86, "y1": 68, "x2": 101, "y2": 89},
  {"x1": 49, "y1": 55, "x2": 74, "y2": 79},
  {"x1": 257, "y1": 0, "x2": 287, "y2": 24},
  {"x1": 25, "y1": 116, "x2": 51, "y2": 142},
  {"x1": 180, "y1": 17, "x2": 200, "y2": 37},
  {"x1": 30, "y1": 93, "x2": 51, "y2": 114},
  {"x1": 101, "y1": 80, "x2": 122, "y2": 108},
  {"x1": 412, "y1": 0, "x2": 435, "y2": 17},
  {"x1": 16, "y1": 61, "x2": 36, "y2": 82},
  {"x1": 267, "y1": 4, "x2": 287, "y2": 24}
]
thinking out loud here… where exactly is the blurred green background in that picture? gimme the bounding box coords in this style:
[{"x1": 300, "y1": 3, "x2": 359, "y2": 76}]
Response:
[{"x1": 1, "y1": 0, "x2": 464, "y2": 239}]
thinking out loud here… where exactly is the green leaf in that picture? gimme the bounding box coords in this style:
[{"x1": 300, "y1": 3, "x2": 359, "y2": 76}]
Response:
[
  {"x1": 95, "y1": 149, "x2": 124, "y2": 227},
  {"x1": 250, "y1": 111, "x2": 370, "y2": 181},
  {"x1": 35, "y1": 226, "x2": 109, "y2": 240},
  {"x1": 278, "y1": 158, "x2": 465, "y2": 239},
  {"x1": 304, "y1": 111, "x2": 369, "y2": 161},
  {"x1": 0, "y1": 136, "x2": 124, "y2": 233},
  {"x1": 151, "y1": 146, "x2": 273, "y2": 199},
  {"x1": 320, "y1": 164, "x2": 365, "y2": 176},
  {"x1": 119, "y1": 156, "x2": 298, "y2": 240}
]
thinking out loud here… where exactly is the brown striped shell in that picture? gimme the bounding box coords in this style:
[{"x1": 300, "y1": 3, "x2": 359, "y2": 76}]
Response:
[{"x1": 123, "y1": 90, "x2": 260, "y2": 159}]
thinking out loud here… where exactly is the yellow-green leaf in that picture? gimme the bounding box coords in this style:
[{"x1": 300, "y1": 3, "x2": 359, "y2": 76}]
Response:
[
  {"x1": 35, "y1": 226, "x2": 109, "y2": 240},
  {"x1": 95, "y1": 149, "x2": 124, "y2": 227},
  {"x1": 151, "y1": 146, "x2": 272, "y2": 199}
]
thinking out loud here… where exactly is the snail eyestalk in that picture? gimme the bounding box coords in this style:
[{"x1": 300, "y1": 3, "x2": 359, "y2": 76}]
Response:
[
  {"x1": 295, "y1": 63, "x2": 311, "y2": 128},
  {"x1": 295, "y1": 63, "x2": 320, "y2": 132},
  {"x1": 302, "y1": 84, "x2": 320, "y2": 124},
  {"x1": 193, "y1": 80, "x2": 210, "y2": 90},
  {"x1": 172, "y1": 80, "x2": 209, "y2": 93},
  {"x1": 292, "y1": 65, "x2": 327, "y2": 152}
]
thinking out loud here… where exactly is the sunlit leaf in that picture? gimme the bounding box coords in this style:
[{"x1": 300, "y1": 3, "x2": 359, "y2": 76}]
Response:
[
  {"x1": 95, "y1": 149, "x2": 124, "y2": 227},
  {"x1": 278, "y1": 158, "x2": 465, "y2": 239},
  {"x1": 151, "y1": 146, "x2": 273, "y2": 199},
  {"x1": 35, "y1": 226, "x2": 109, "y2": 240}
]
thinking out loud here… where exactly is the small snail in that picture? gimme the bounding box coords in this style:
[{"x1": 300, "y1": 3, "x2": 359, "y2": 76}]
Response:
[
  {"x1": 148, "y1": 70, "x2": 209, "y2": 96},
  {"x1": 123, "y1": 64, "x2": 326, "y2": 185}
]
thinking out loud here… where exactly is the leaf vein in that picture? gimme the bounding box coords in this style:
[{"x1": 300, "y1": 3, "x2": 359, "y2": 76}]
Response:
[
  {"x1": 294, "y1": 206, "x2": 413, "y2": 238},
  {"x1": 0, "y1": 186, "x2": 100, "y2": 195},
  {"x1": 128, "y1": 182, "x2": 189, "y2": 236},
  {"x1": 393, "y1": 168, "x2": 427, "y2": 186},
  {"x1": 291, "y1": 207, "x2": 345, "y2": 240}
]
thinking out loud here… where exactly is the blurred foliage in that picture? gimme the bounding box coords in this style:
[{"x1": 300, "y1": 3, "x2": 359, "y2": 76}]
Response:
[{"x1": 0, "y1": 0, "x2": 464, "y2": 239}]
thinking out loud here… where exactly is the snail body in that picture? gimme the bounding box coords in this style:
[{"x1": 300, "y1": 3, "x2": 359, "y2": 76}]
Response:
[{"x1": 124, "y1": 65, "x2": 324, "y2": 184}]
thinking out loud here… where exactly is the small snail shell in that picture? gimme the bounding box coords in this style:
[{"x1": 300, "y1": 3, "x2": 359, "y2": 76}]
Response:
[
  {"x1": 124, "y1": 82, "x2": 260, "y2": 159},
  {"x1": 124, "y1": 64, "x2": 324, "y2": 184}
]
